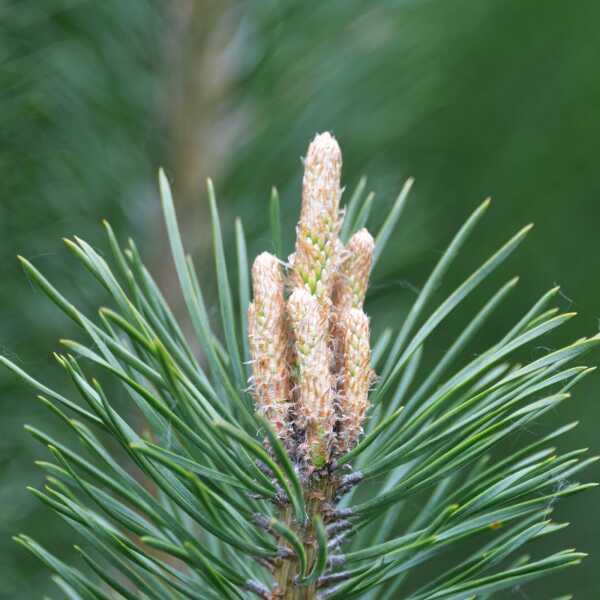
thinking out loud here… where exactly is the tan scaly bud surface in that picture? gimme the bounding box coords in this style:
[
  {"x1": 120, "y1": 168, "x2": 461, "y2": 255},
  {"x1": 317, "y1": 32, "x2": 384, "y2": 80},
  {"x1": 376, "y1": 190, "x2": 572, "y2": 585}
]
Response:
[
  {"x1": 287, "y1": 288, "x2": 336, "y2": 468},
  {"x1": 290, "y1": 132, "x2": 342, "y2": 304},
  {"x1": 334, "y1": 228, "x2": 375, "y2": 311},
  {"x1": 336, "y1": 308, "x2": 372, "y2": 454},
  {"x1": 247, "y1": 252, "x2": 291, "y2": 439}
]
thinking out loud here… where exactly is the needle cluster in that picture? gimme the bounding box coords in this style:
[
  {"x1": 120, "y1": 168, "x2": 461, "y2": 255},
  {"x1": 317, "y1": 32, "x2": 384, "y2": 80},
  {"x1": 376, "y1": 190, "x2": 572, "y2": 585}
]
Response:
[{"x1": 3, "y1": 132, "x2": 597, "y2": 600}]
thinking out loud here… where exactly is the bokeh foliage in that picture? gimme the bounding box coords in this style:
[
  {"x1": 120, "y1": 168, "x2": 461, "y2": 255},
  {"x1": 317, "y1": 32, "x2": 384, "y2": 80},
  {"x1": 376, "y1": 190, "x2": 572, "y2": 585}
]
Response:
[
  {"x1": 0, "y1": 2, "x2": 163, "y2": 597},
  {"x1": 2, "y1": 0, "x2": 600, "y2": 598}
]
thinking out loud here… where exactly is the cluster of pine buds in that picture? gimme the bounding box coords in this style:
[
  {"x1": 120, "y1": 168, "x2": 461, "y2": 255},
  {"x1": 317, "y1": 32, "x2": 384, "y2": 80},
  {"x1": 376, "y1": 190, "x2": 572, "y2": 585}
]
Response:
[{"x1": 248, "y1": 132, "x2": 374, "y2": 471}]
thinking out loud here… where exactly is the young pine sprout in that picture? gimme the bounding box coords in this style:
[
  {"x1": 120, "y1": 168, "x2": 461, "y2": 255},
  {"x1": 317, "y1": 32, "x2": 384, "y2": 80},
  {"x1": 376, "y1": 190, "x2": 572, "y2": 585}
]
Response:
[
  {"x1": 249, "y1": 133, "x2": 374, "y2": 472},
  {"x1": 3, "y1": 132, "x2": 598, "y2": 600}
]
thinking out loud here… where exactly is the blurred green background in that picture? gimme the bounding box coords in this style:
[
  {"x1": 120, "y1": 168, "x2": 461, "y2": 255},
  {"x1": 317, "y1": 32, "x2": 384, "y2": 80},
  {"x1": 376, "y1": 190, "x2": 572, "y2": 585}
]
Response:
[{"x1": 1, "y1": 1, "x2": 599, "y2": 598}]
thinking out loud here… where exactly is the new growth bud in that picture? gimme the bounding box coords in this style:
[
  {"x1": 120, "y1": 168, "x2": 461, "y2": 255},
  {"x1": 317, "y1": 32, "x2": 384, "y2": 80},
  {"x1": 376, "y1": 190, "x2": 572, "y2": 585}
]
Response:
[
  {"x1": 334, "y1": 228, "x2": 374, "y2": 311},
  {"x1": 335, "y1": 309, "x2": 372, "y2": 454},
  {"x1": 287, "y1": 289, "x2": 335, "y2": 468},
  {"x1": 290, "y1": 132, "x2": 343, "y2": 304},
  {"x1": 248, "y1": 252, "x2": 291, "y2": 439}
]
